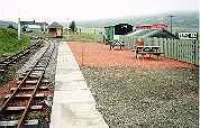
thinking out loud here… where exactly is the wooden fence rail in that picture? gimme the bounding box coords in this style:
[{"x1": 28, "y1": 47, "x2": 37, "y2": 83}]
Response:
[{"x1": 119, "y1": 36, "x2": 199, "y2": 65}]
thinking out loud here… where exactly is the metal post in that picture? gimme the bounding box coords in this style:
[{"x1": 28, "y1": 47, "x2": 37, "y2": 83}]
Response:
[
  {"x1": 168, "y1": 15, "x2": 175, "y2": 34},
  {"x1": 81, "y1": 46, "x2": 84, "y2": 66},
  {"x1": 18, "y1": 18, "x2": 21, "y2": 40},
  {"x1": 43, "y1": 23, "x2": 46, "y2": 32},
  {"x1": 170, "y1": 16, "x2": 172, "y2": 33}
]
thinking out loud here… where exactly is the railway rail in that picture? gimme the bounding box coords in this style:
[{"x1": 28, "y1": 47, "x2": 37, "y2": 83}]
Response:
[
  {"x1": 0, "y1": 40, "x2": 42, "y2": 74},
  {"x1": 0, "y1": 42, "x2": 55, "y2": 128}
]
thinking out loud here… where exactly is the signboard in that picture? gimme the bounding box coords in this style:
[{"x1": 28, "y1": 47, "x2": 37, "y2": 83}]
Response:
[{"x1": 178, "y1": 32, "x2": 198, "y2": 40}]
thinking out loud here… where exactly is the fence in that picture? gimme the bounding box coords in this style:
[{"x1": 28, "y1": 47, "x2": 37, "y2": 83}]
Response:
[
  {"x1": 119, "y1": 36, "x2": 199, "y2": 65},
  {"x1": 77, "y1": 27, "x2": 105, "y2": 35}
]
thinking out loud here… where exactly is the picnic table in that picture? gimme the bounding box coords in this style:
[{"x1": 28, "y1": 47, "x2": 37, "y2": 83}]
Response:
[
  {"x1": 135, "y1": 45, "x2": 164, "y2": 58},
  {"x1": 109, "y1": 40, "x2": 125, "y2": 50}
]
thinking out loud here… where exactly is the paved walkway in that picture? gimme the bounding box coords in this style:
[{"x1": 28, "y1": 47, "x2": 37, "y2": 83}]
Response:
[{"x1": 50, "y1": 42, "x2": 108, "y2": 128}]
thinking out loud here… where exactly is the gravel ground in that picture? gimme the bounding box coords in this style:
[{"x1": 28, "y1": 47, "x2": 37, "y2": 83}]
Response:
[
  {"x1": 44, "y1": 39, "x2": 59, "y2": 83},
  {"x1": 16, "y1": 41, "x2": 48, "y2": 76},
  {"x1": 81, "y1": 66, "x2": 199, "y2": 128},
  {"x1": 17, "y1": 39, "x2": 59, "y2": 83}
]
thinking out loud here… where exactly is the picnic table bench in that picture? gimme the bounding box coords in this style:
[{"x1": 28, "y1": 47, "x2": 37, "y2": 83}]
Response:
[{"x1": 135, "y1": 46, "x2": 164, "y2": 59}]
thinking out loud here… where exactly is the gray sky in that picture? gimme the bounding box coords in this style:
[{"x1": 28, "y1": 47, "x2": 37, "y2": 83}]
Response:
[{"x1": 0, "y1": 0, "x2": 199, "y2": 22}]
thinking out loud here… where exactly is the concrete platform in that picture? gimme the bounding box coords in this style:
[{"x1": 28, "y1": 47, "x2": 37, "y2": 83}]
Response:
[{"x1": 50, "y1": 42, "x2": 108, "y2": 128}]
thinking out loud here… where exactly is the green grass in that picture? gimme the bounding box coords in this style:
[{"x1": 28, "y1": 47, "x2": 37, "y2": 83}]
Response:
[
  {"x1": 0, "y1": 28, "x2": 30, "y2": 56},
  {"x1": 64, "y1": 32, "x2": 102, "y2": 42}
]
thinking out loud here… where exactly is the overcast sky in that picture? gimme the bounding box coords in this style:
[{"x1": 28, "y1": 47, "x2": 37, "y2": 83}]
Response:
[{"x1": 0, "y1": 0, "x2": 199, "y2": 22}]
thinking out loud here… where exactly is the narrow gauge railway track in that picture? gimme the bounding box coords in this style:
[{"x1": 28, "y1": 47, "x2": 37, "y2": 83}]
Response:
[
  {"x1": 0, "y1": 41, "x2": 42, "y2": 74},
  {"x1": 0, "y1": 42, "x2": 55, "y2": 128}
]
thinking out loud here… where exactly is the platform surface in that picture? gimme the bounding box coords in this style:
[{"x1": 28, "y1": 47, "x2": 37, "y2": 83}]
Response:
[{"x1": 50, "y1": 42, "x2": 108, "y2": 128}]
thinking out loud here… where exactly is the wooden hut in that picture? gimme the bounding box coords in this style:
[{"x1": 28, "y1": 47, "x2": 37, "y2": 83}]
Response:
[{"x1": 47, "y1": 22, "x2": 63, "y2": 37}]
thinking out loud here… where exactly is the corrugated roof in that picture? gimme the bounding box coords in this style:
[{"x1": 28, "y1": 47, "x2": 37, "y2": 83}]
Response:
[
  {"x1": 126, "y1": 29, "x2": 178, "y2": 38},
  {"x1": 47, "y1": 22, "x2": 63, "y2": 28},
  {"x1": 142, "y1": 30, "x2": 162, "y2": 37},
  {"x1": 133, "y1": 29, "x2": 154, "y2": 36}
]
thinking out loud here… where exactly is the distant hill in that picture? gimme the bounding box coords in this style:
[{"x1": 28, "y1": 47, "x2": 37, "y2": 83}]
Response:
[
  {"x1": 76, "y1": 11, "x2": 199, "y2": 32},
  {"x1": 0, "y1": 20, "x2": 17, "y2": 28}
]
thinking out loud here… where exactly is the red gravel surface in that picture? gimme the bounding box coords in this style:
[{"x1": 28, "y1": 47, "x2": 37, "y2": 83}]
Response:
[
  {"x1": 0, "y1": 80, "x2": 17, "y2": 104},
  {"x1": 68, "y1": 42, "x2": 194, "y2": 70}
]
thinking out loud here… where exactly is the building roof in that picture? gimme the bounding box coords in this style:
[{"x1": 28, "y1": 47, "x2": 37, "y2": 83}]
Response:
[
  {"x1": 135, "y1": 24, "x2": 168, "y2": 30},
  {"x1": 104, "y1": 23, "x2": 133, "y2": 35},
  {"x1": 35, "y1": 22, "x2": 48, "y2": 26},
  {"x1": 20, "y1": 20, "x2": 35, "y2": 26},
  {"x1": 104, "y1": 23, "x2": 132, "y2": 28},
  {"x1": 126, "y1": 29, "x2": 178, "y2": 39},
  {"x1": 64, "y1": 27, "x2": 71, "y2": 30},
  {"x1": 20, "y1": 20, "x2": 48, "y2": 27},
  {"x1": 27, "y1": 24, "x2": 41, "y2": 29},
  {"x1": 47, "y1": 22, "x2": 63, "y2": 29}
]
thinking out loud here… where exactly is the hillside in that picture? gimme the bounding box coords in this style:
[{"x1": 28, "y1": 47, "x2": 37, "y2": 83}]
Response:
[
  {"x1": 76, "y1": 11, "x2": 199, "y2": 32},
  {"x1": 0, "y1": 20, "x2": 17, "y2": 28}
]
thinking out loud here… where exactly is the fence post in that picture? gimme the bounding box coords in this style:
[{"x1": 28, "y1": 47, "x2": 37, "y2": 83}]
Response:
[
  {"x1": 158, "y1": 38, "x2": 161, "y2": 47},
  {"x1": 171, "y1": 38, "x2": 173, "y2": 58},
  {"x1": 174, "y1": 39, "x2": 177, "y2": 59},
  {"x1": 165, "y1": 38, "x2": 168, "y2": 57},
  {"x1": 181, "y1": 40, "x2": 184, "y2": 61},
  {"x1": 162, "y1": 38, "x2": 165, "y2": 56},
  {"x1": 170, "y1": 38, "x2": 172, "y2": 57},
  {"x1": 197, "y1": 40, "x2": 199, "y2": 65},
  {"x1": 192, "y1": 39, "x2": 196, "y2": 64}
]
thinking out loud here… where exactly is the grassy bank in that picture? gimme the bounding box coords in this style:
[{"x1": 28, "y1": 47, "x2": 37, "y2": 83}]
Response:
[
  {"x1": 0, "y1": 28, "x2": 30, "y2": 56},
  {"x1": 0, "y1": 27, "x2": 30, "y2": 85}
]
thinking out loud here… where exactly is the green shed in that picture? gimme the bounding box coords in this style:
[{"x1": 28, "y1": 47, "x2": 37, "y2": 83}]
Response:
[
  {"x1": 104, "y1": 23, "x2": 133, "y2": 41},
  {"x1": 104, "y1": 26, "x2": 115, "y2": 41}
]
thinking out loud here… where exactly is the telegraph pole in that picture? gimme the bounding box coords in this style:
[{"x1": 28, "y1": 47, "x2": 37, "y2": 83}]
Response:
[
  {"x1": 168, "y1": 15, "x2": 175, "y2": 34},
  {"x1": 18, "y1": 17, "x2": 21, "y2": 40}
]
